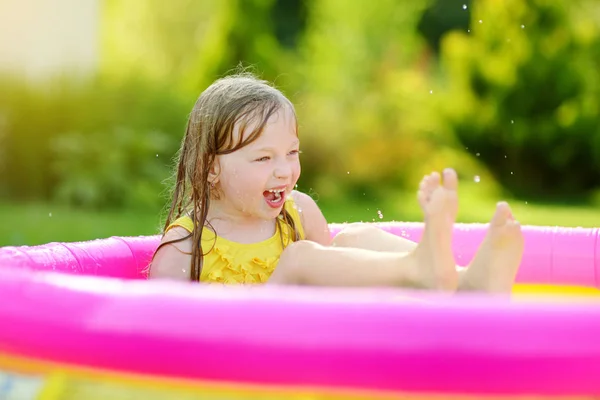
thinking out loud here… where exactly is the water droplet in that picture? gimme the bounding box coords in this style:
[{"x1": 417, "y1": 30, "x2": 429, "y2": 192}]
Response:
[
  {"x1": 511, "y1": 120, "x2": 514, "y2": 124},
  {"x1": 347, "y1": 171, "x2": 350, "y2": 174},
  {"x1": 525, "y1": 201, "x2": 528, "y2": 205},
  {"x1": 462, "y1": 4, "x2": 467, "y2": 10},
  {"x1": 467, "y1": 29, "x2": 471, "y2": 33},
  {"x1": 377, "y1": 210, "x2": 383, "y2": 219},
  {"x1": 476, "y1": 152, "x2": 481, "y2": 157},
  {"x1": 510, "y1": 171, "x2": 514, "y2": 175},
  {"x1": 363, "y1": 193, "x2": 366, "y2": 196},
  {"x1": 295, "y1": 184, "x2": 298, "y2": 189},
  {"x1": 478, "y1": 20, "x2": 483, "y2": 24},
  {"x1": 429, "y1": 90, "x2": 433, "y2": 94},
  {"x1": 48, "y1": 212, "x2": 52, "y2": 217},
  {"x1": 521, "y1": 24, "x2": 525, "y2": 29},
  {"x1": 474, "y1": 175, "x2": 480, "y2": 183},
  {"x1": 156, "y1": 154, "x2": 159, "y2": 157},
  {"x1": 465, "y1": 146, "x2": 469, "y2": 150},
  {"x1": 504, "y1": 155, "x2": 508, "y2": 158}
]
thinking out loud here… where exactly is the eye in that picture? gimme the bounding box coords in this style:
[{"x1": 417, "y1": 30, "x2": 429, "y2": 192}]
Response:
[
  {"x1": 255, "y1": 156, "x2": 270, "y2": 162},
  {"x1": 289, "y1": 150, "x2": 301, "y2": 156}
]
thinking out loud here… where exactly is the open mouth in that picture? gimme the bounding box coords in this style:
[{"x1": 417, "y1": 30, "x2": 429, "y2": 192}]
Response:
[{"x1": 263, "y1": 188, "x2": 286, "y2": 208}]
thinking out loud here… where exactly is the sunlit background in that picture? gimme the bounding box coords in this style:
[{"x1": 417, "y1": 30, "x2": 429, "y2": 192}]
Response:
[{"x1": 1, "y1": 0, "x2": 600, "y2": 246}]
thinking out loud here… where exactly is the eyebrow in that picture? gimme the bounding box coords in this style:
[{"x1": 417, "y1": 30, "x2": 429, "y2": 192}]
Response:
[{"x1": 255, "y1": 140, "x2": 300, "y2": 152}]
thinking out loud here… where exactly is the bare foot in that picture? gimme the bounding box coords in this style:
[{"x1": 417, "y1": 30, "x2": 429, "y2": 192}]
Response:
[
  {"x1": 408, "y1": 168, "x2": 459, "y2": 291},
  {"x1": 458, "y1": 201, "x2": 524, "y2": 294}
]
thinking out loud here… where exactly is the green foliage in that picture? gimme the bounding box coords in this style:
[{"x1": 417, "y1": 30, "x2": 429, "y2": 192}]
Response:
[
  {"x1": 2, "y1": 0, "x2": 600, "y2": 231},
  {"x1": 51, "y1": 128, "x2": 176, "y2": 210},
  {"x1": 293, "y1": 0, "x2": 486, "y2": 200},
  {"x1": 101, "y1": 0, "x2": 301, "y2": 96},
  {"x1": 437, "y1": 0, "x2": 600, "y2": 198},
  {"x1": 0, "y1": 74, "x2": 187, "y2": 208}
]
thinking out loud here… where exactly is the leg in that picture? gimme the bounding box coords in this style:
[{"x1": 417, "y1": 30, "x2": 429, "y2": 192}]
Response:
[
  {"x1": 331, "y1": 203, "x2": 524, "y2": 294},
  {"x1": 332, "y1": 223, "x2": 419, "y2": 252},
  {"x1": 458, "y1": 202, "x2": 524, "y2": 294},
  {"x1": 269, "y1": 169, "x2": 459, "y2": 291},
  {"x1": 270, "y1": 240, "x2": 421, "y2": 288}
]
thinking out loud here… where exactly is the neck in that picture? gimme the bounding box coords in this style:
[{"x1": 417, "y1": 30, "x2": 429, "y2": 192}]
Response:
[
  {"x1": 205, "y1": 199, "x2": 277, "y2": 243},
  {"x1": 206, "y1": 199, "x2": 272, "y2": 227}
]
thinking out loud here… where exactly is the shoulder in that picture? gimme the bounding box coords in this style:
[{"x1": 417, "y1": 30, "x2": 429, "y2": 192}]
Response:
[
  {"x1": 290, "y1": 190, "x2": 331, "y2": 245},
  {"x1": 149, "y1": 226, "x2": 193, "y2": 281}
]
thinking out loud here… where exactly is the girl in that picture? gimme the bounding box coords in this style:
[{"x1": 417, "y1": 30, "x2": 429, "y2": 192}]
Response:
[{"x1": 150, "y1": 74, "x2": 524, "y2": 293}]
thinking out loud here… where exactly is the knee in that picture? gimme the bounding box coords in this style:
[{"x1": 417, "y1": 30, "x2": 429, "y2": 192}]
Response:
[
  {"x1": 270, "y1": 240, "x2": 319, "y2": 285},
  {"x1": 332, "y1": 223, "x2": 380, "y2": 248}
]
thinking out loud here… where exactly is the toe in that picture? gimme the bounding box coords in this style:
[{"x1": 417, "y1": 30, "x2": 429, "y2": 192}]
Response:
[
  {"x1": 427, "y1": 172, "x2": 441, "y2": 192},
  {"x1": 417, "y1": 189, "x2": 428, "y2": 208},
  {"x1": 490, "y1": 201, "x2": 512, "y2": 227},
  {"x1": 442, "y1": 168, "x2": 458, "y2": 191},
  {"x1": 419, "y1": 176, "x2": 429, "y2": 192}
]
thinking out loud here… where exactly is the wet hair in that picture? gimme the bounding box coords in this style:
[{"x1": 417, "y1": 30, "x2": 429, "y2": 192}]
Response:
[{"x1": 152, "y1": 73, "x2": 302, "y2": 281}]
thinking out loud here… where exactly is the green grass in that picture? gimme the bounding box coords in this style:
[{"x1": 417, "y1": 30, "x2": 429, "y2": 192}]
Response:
[
  {"x1": 0, "y1": 202, "x2": 162, "y2": 246},
  {"x1": 319, "y1": 185, "x2": 600, "y2": 228},
  {"x1": 2, "y1": 189, "x2": 600, "y2": 247}
]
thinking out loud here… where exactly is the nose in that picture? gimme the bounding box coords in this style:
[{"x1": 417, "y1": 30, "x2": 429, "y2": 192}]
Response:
[{"x1": 273, "y1": 160, "x2": 292, "y2": 179}]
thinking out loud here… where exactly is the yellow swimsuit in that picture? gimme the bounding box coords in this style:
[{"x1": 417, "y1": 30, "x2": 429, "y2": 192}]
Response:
[{"x1": 166, "y1": 197, "x2": 305, "y2": 284}]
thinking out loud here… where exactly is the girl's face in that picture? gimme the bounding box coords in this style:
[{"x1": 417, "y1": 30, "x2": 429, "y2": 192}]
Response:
[{"x1": 212, "y1": 107, "x2": 301, "y2": 222}]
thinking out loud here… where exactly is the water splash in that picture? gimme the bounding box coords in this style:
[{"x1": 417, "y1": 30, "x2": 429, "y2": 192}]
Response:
[{"x1": 377, "y1": 210, "x2": 383, "y2": 219}]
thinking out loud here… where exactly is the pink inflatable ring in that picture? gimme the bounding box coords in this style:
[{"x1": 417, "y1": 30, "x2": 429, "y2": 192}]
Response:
[{"x1": 0, "y1": 222, "x2": 599, "y2": 399}]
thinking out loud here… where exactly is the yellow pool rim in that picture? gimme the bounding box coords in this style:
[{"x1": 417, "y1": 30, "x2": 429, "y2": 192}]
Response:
[{"x1": 513, "y1": 283, "x2": 600, "y2": 297}]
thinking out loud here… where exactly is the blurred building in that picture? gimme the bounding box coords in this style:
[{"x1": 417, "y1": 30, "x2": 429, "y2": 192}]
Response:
[{"x1": 0, "y1": 0, "x2": 99, "y2": 80}]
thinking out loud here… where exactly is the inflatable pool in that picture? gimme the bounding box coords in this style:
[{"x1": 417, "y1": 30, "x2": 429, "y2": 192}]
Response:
[{"x1": 0, "y1": 222, "x2": 599, "y2": 399}]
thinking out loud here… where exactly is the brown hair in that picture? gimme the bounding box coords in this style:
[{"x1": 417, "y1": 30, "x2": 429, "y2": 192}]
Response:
[{"x1": 152, "y1": 73, "x2": 302, "y2": 281}]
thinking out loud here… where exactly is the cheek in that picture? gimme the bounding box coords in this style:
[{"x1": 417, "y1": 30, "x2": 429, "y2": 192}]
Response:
[
  {"x1": 223, "y1": 166, "x2": 264, "y2": 195},
  {"x1": 293, "y1": 160, "x2": 301, "y2": 179}
]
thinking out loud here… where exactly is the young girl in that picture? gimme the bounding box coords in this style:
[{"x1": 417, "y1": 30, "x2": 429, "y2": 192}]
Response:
[{"x1": 150, "y1": 73, "x2": 524, "y2": 293}]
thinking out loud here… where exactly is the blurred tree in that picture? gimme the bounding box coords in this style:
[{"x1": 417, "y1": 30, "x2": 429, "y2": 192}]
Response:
[
  {"x1": 0, "y1": 75, "x2": 187, "y2": 206},
  {"x1": 418, "y1": 0, "x2": 472, "y2": 54},
  {"x1": 101, "y1": 0, "x2": 305, "y2": 96},
  {"x1": 294, "y1": 0, "x2": 479, "y2": 201},
  {"x1": 271, "y1": 0, "x2": 308, "y2": 49},
  {"x1": 438, "y1": 0, "x2": 600, "y2": 199}
]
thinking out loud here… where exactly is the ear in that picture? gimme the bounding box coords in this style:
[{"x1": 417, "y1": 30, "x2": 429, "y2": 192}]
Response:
[{"x1": 207, "y1": 157, "x2": 221, "y2": 185}]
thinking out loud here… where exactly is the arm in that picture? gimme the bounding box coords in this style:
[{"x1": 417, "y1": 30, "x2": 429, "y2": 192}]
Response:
[
  {"x1": 291, "y1": 190, "x2": 332, "y2": 246},
  {"x1": 149, "y1": 226, "x2": 193, "y2": 281}
]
